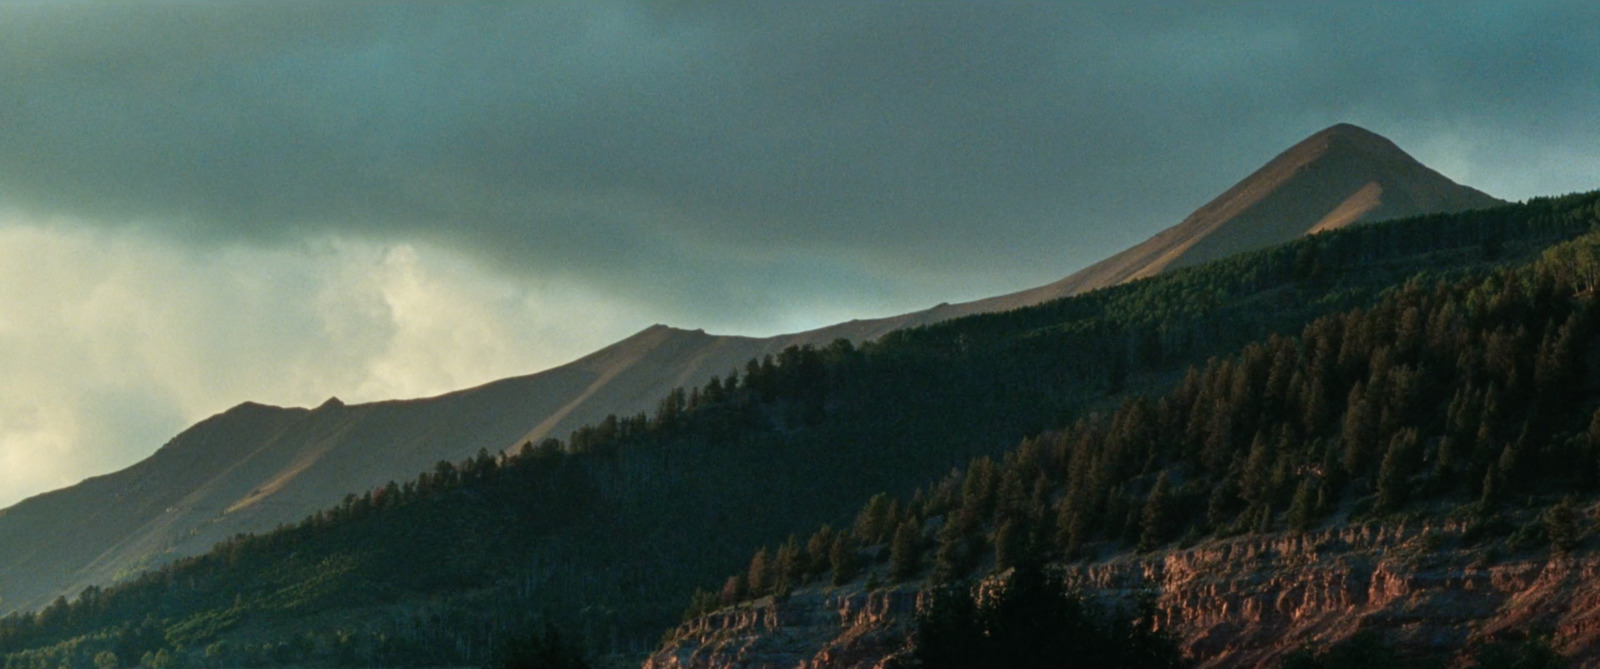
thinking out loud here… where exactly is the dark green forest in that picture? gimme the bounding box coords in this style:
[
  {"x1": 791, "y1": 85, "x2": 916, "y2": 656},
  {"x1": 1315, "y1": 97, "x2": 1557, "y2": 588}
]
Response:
[
  {"x1": 2, "y1": 192, "x2": 1597, "y2": 669},
  {"x1": 705, "y1": 193, "x2": 1600, "y2": 665}
]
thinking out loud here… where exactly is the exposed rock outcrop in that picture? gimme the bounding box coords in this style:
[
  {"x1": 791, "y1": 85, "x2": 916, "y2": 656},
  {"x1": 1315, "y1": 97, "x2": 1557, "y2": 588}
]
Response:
[
  {"x1": 647, "y1": 586, "x2": 921, "y2": 669},
  {"x1": 649, "y1": 513, "x2": 1600, "y2": 668}
]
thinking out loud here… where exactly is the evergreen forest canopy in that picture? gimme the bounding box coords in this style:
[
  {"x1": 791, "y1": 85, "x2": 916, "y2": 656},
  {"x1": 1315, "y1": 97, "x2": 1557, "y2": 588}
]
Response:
[
  {"x1": 1, "y1": 192, "x2": 1597, "y2": 669},
  {"x1": 700, "y1": 192, "x2": 1600, "y2": 665}
]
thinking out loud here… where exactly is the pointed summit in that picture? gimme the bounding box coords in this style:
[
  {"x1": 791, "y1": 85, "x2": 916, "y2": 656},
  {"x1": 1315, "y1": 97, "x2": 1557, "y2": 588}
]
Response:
[
  {"x1": 876, "y1": 124, "x2": 1504, "y2": 320},
  {"x1": 1034, "y1": 123, "x2": 1503, "y2": 294},
  {"x1": 1307, "y1": 122, "x2": 1412, "y2": 155}
]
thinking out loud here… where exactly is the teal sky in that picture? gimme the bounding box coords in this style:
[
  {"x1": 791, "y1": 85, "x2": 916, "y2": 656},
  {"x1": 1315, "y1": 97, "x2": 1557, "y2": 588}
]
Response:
[{"x1": 0, "y1": 1, "x2": 1597, "y2": 508}]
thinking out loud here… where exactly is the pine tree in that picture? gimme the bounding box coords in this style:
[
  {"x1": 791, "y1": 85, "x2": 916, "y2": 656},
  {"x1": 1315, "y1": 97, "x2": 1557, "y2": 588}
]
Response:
[
  {"x1": 805, "y1": 525, "x2": 837, "y2": 581},
  {"x1": 1544, "y1": 498, "x2": 1580, "y2": 553},
  {"x1": 1250, "y1": 502, "x2": 1274, "y2": 534},
  {"x1": 718, "y1": 573, "x2": 748, "y2": 606},
  {"x1": 1375, "y1": 428, "x2": 1419, "y2": 514},
  {"x1": 854, "y1": 493, "x2": 897, "y2": 545},
  {"x1": 993, "y1": 518, "x2": 1026, "y2": 572},
  {"x1": 933, "y1": 512, "x2": 982, "y2": 583},
  {"x1": 773, "y1": 537, "x2": 801, "y2": 597},
  {"x1": 1287, "y1": 479, "x2": 1317, "y2": 532},
  {"x1": 1138, "y1": 473, "x2": 1173, "y2": 552},
  {"x1": 889, "y1": 519, "x2": 924, "y2": 582},
  {"x1": 747, "y1": 547, "x2": 772, "y2": 597},
  {"x1": 1480, "y1": 466, "x2": 1504, "y2": 508},
  {"x1": 1241, "y1": 432, "x2": 1273, "y2": 504},
  {"x1": 1497, "y1": 440, "x2": 1524, "y2": 493},
  {"x1": 1206, "y1": 468, "x2": 1242, "y2": 531},
  {"x1": 682, "y1": 588, "x2": 719, "y2": 622},
  {"x1": 1341, "y1": 386, "x2": 1378, "y2": 477},
  {"x1": 829, "y1": 534, "x2": 859, "y2": 587}
]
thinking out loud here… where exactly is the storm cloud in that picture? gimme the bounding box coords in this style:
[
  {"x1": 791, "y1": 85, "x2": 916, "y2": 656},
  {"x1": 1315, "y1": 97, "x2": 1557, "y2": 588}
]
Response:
[
  {"x1": 4, "y1": 3, "x2": 1595, "y2": 316},
  {"x1": 1, "y1": 2, "x2": 1597, "y2": 506}
]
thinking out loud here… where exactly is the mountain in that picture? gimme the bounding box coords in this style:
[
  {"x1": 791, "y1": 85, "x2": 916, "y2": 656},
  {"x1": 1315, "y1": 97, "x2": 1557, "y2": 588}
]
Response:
[
  {"x1": 1, "y1": 189, "x2": 1590, "y2": 669},
  {"x1": 0, "y1": 325, "x2": 768, "y2": 613},
  {"x1": 656, "y1": 198, "x2": 1600, "y2": 667},
  {"x1": 0, "y1": 124, "x2": 1501, "y2": 615},
  {"x1": 927, "y1": 123, "x2": 1502, "y2": 315}
]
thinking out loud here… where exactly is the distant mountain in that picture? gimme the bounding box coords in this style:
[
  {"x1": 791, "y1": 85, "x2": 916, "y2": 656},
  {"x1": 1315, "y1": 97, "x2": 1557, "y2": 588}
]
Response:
[
  {"x1": 926, "y1": 123, "x2": 1503, "y2": 314},
  {"x1": 0, "y1": 123, "x2": 1502, "y2": 615},
  {"x1": 0, "y1": 325, "x2": 775, "y2": 613}
]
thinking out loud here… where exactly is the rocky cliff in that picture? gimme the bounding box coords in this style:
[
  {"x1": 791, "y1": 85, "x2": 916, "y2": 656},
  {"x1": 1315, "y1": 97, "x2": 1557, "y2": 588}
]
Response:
[
  {"x1": 647, "y1": 585, "x2": 921, "y2": 669},
  {"x1": 648, "y1": 508, "x2": 1600, "y2": 668}
]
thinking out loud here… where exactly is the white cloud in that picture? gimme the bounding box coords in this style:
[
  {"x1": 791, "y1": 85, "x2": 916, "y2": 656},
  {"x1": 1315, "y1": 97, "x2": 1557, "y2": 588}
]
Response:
[{"x1": 0, "y1": 217, "x2": 642, "y2": 509}]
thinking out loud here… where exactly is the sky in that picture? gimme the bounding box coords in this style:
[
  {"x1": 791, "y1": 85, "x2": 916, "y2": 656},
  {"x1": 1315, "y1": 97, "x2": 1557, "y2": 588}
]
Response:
[{"x1": 0, "y1": 2, "x2": 1597, "y2": 508}]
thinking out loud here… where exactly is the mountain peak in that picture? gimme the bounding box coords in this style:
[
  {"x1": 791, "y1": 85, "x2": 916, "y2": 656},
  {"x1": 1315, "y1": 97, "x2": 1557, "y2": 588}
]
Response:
[
  {"x1": 1015, "y1": 123, "x2": 1503, "y2": 296},
  {"x1": 1313, "y1": 121, "x2": 1387, "y2": 142},
  {"x1": 1285, "y1": 122, "x2": 1413, "y2": 168}
]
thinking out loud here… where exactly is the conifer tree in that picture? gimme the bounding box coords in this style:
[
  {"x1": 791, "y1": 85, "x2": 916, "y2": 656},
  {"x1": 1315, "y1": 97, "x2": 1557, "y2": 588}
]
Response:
[
  {"x1": 747, "y1": 547, "x2": 771, "y2": 597},
  {"x1": 993, "y1": 518, "x2": 1026, "y2": 572},
  {"x1": 933, "y1": 513, "x2": 983, "y2": 583},
  {"x1": 1287, "y1": 479, "x2": 1317, "y2": 532},
  {"x1": 1341, "y1": 386, "x2": 1378, "y2": 477},
  {"x1": 1375, "y1": 428, "x2": 1419, "y2": 514},
  {"x1": 829, "y1": 534, "x2": 859, "y2": 587},
  {"x1": 1544, "y1": 498, "x2": 1580, "y2": 553},
  {"x1": 773, "y1": 536, "x2": 801, "y2": 596},
  {"x1": 1138, "y1": 473, "x2": 1173, "y2": 552},
  {"x1": 1480, "y1": 466, "x2": 1504, "y2": 508},
  {"x1": 718, "y1": 573, "x2": 747, "y2": 606},
  {"x1": 806, "y1": 525, "x2": 837, "y2": 581},
  {"x1": 1206, "y1": 470, "x2": 1242, "y2": 531},
  {"x1": 889, "y1": 519, "x2": 924, "y2": 582},
  {"x1": 682, "y1": 588, "x2": 719, "y2": 622},
  {"x1": 854, "y1": 493, "x2": 896, "y2": 545}
]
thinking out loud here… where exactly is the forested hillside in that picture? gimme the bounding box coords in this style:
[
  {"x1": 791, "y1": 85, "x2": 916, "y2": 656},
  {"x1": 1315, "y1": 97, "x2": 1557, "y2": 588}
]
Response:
[
  {"x1": 2, "y1": 192, "x2": 1595, "y2": 669},
  {"x1": 695, "y1": 191, "x2": 1600, "y2": 665}
]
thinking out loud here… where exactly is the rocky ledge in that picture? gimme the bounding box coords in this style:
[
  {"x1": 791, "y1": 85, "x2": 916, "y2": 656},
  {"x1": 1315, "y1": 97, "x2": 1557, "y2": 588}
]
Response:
[
  {"x1": 647, "y1": 511, "x2": 1600, "y2": 669},
  {"x1": 646, "y1": 584, "x2": 920, "y2": 669}
]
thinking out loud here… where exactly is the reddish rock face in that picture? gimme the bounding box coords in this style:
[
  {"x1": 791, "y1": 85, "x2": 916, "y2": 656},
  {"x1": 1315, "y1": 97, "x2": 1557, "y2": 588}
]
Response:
[
  {"x1": 648, "y1": 510, "x2": 1600, "y2": 669},
  {"x1": 646, "y1": 585, "x2": 922, "y2": 669}
]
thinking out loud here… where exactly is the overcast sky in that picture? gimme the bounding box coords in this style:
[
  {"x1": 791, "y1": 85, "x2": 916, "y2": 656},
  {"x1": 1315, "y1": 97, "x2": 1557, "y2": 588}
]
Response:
[{"x1": 1, "y1": 1, "x2": 1597, "y2": 508}]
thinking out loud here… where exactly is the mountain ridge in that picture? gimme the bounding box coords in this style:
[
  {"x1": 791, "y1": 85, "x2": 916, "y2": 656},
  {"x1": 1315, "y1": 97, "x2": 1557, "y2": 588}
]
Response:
[
  {"x1": 921, "y1": 123, "x2": 1502, "y2": 316},
  {"x1": 0, "y1": 123, "x2": 1504, "y2": 614},
  {"x1": 3, "y1": 188, "x2": 1591, "y2": 669}
]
